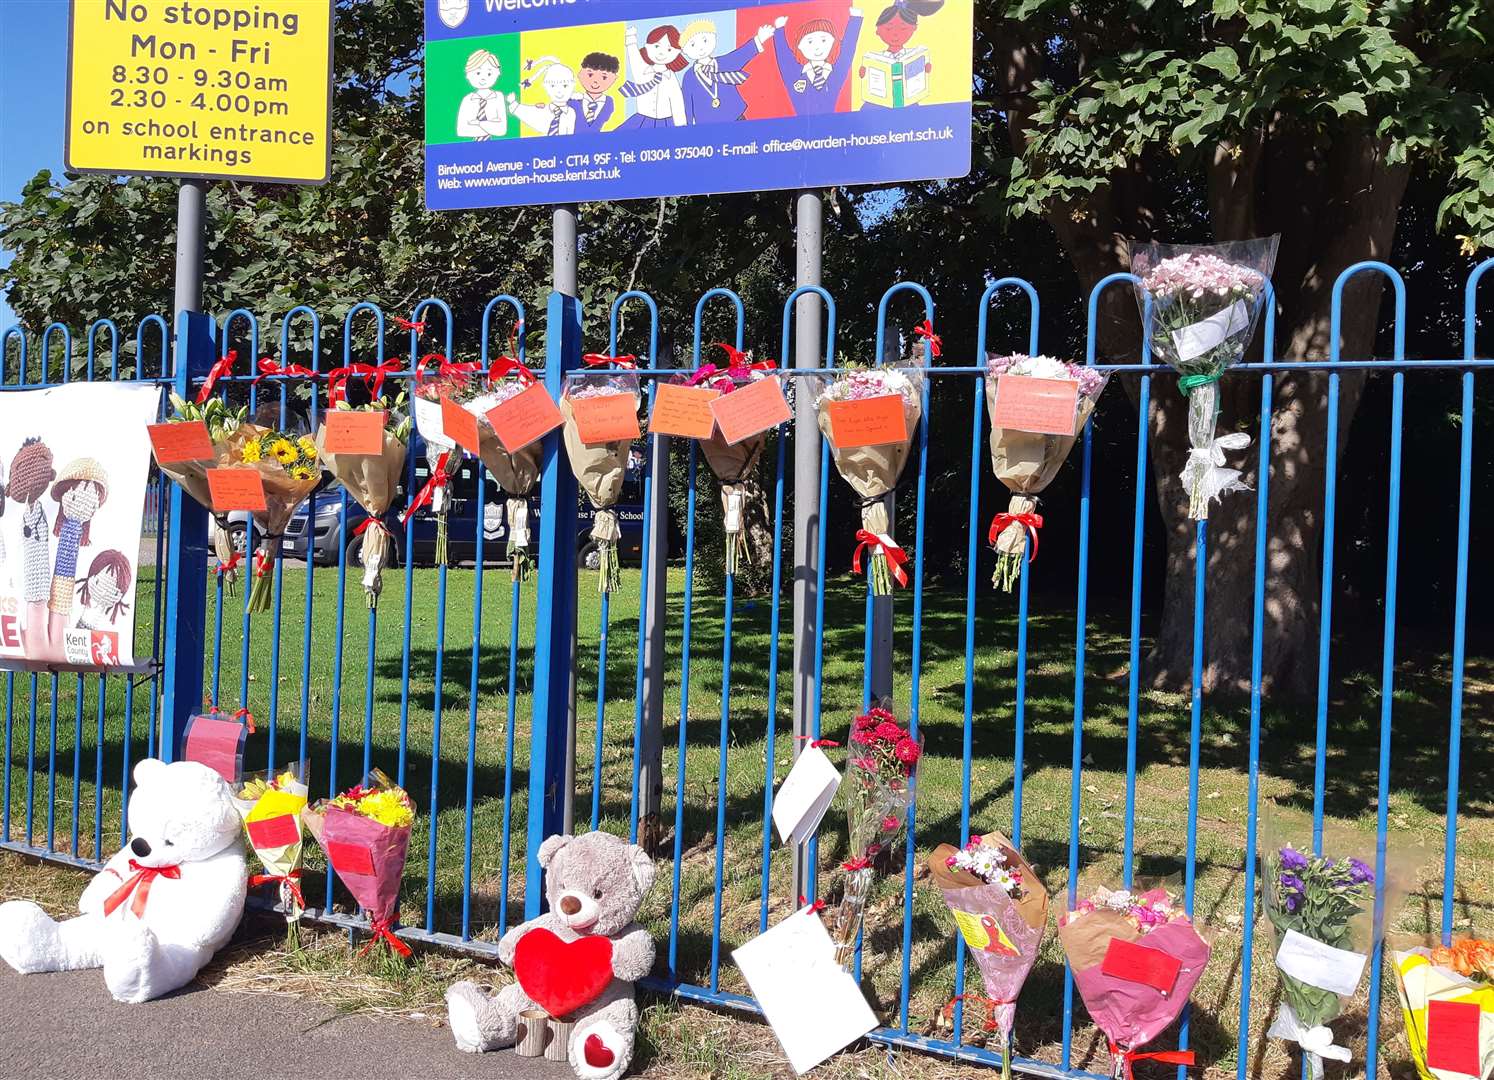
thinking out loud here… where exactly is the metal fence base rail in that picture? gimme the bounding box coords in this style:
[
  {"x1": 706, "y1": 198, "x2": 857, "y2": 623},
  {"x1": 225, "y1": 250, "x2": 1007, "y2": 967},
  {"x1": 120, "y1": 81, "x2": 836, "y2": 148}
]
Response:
[{"x1": 2, "y1": 257, "x2": 1489, "y2": 1079}]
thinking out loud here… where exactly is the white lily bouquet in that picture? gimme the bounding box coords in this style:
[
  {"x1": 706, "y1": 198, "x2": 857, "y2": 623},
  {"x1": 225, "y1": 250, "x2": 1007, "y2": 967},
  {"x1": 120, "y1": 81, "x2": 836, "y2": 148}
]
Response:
[{"x1": 1131, "y1": 238, "x2": 1278, "y2": 519}]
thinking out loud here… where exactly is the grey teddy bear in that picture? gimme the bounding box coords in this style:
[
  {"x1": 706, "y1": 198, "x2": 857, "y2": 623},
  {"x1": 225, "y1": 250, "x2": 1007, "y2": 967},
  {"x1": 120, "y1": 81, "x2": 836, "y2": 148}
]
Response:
[{"x1": 446, "y1": 830, "x2": 655, "y2": 1079}]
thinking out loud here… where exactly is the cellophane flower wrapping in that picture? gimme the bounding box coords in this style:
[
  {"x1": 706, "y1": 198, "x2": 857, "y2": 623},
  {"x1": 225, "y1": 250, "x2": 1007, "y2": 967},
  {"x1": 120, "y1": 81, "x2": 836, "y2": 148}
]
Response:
[
  {"x1": 812, "y1": 366, "x2": 925, "y2": 595},
  {"x1": 1391, "y1": 937, "x2": 1494, "y2": 1080},
  {"x1": 983, "y1": 356, "x2": 1109, "y2": 592},
  {"x1": 1057, "y1": 881, "x2": 1210, "y2": 1078},
  {"x1": 302, "y1": 767, "x2": 415, "y2": 958},
  {"x1": 1260, "y1": 809, "x2": 1413, "y2": 1079},
  {"x1": 681, "y1": 355, "x2": 776, "y2": 576},
  {"x1": 928, "y1": 831, "x2": 1049, "y2": 1077},
  {"x1": 216, "y1": 423, "x2": 321, "y2": 613},
  {"x1": 153, "y1": 392, "x2": 247, "y2": 592},
  {"x1": 560, "y1": 370, "x2": 641, "y2": 594},
  {"x1": 410, "y1": 359, "x2": 477, "y2": 567},
  {"x1": 233, "y1": 760, "x2": 310, "y2": 923},
  {"x1": 467, "y1": 376, "x2": 543, "y2": 582},
  {"x1": 1131, "y1": 238, "x2": 1278, "y2": 520},
  {"x1": 829, "y1": 706, "x2": 921, "y2": 971},
  {"x1": 315, "y1": 399, "x2": 411, "y2": 609}
]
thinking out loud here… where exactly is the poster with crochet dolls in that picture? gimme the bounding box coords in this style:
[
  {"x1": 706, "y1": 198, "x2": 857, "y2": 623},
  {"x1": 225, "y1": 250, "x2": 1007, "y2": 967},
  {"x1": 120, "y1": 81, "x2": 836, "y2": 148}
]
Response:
[{"x1": 0, "y1": 383, "x2": 159, "y2": 670}]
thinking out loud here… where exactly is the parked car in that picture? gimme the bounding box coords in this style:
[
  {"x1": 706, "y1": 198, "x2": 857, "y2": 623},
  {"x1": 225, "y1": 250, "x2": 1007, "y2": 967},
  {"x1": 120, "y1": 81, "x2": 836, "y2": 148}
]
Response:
[{"x1": 224, "y1": 435, "x2": 648, "y2": 569}]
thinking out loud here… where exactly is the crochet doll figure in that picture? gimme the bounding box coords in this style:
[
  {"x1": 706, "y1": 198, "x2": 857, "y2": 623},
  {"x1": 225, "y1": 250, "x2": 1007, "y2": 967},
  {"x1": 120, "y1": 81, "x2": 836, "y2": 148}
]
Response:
[
  {"x1": 8, "y1": 438, "x2": 56, "y2": 656},
  {"x1": 49, "y1": 458, "x2": 109, "y2": 646}
]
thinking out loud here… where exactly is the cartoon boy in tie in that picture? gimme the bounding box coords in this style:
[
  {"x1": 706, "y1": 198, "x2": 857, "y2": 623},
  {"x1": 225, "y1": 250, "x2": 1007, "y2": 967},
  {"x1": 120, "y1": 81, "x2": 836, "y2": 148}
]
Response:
[{"x1": 570, "y1": 52, "x2": 620, "y2": 134}]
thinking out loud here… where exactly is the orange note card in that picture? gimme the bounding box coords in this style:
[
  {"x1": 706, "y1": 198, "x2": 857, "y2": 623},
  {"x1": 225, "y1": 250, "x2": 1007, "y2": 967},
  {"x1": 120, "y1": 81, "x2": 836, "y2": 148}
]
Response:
[
  {"x1": 710, "y1": 375, "x2": 791, "y2": 446},
  {"x1": 824, "y1": 395, "x2": 908, "y2": 449},
  {"x1": 487, "y1": 383, "x2": 564, "y2": 453},
  {"x1": 441, "y1": 396, "x2": 481, "y2": 455},
  {"x1": 649, "y1": 383, "x2": 718, "y2": 439},
  {"x1": 322, "y1": 410, "x2": 386, "y2": 455},
  {"x1": 148, "y1": 421, "x2": 214, "y2": 464},
  {"x1": 206, "y1": 468, "x2": 268, "y2": 512},
  {"x1": 568, "y1": 392, "x2": 641, "y2": 445},
  {"x1": 991, "y1": 376, "x2": 1080, "y2": 436}
]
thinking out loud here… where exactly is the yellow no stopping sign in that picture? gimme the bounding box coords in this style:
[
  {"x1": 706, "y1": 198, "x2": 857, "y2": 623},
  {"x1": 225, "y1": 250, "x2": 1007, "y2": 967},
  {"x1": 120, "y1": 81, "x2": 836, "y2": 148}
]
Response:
[{"x1": 66, "y1": 0, "x2": 333, "y2": 184}]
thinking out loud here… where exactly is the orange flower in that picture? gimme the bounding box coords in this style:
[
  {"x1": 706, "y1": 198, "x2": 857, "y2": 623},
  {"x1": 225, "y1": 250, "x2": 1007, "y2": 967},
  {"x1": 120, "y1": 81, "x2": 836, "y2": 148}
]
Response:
[{"x1": 1433, "y1": 939, "x2": 1494, "y2": 979}]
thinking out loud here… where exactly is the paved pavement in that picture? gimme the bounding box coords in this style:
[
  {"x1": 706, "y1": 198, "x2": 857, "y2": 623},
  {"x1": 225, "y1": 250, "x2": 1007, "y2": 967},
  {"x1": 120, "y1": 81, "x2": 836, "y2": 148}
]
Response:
[{"x1": 0, "y1": 964, "x2": 572, "y2": 1080}]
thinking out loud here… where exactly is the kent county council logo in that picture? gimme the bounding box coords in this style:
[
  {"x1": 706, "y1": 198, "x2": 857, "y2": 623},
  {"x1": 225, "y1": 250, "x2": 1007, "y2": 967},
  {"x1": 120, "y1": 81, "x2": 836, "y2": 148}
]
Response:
[{"x1": 438, "y1": 0, "x2": 469, "y2": 29}]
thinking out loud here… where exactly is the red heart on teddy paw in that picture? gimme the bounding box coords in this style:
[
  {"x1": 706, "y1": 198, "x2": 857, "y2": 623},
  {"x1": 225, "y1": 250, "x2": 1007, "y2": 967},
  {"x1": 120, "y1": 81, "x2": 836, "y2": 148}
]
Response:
[
  {"x1": 584, "y1": 1034, "x2": 616, "y2": 1069},
  {"x1": 513, "y1": 927, "x2": 614, "y2": 1019}
]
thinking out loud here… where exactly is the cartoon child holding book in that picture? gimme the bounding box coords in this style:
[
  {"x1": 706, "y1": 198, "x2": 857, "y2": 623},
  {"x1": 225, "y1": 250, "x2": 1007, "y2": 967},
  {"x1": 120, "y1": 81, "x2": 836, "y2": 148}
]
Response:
[{"x1": 858, "y1": 0, "x2": 943, "y2": 108}]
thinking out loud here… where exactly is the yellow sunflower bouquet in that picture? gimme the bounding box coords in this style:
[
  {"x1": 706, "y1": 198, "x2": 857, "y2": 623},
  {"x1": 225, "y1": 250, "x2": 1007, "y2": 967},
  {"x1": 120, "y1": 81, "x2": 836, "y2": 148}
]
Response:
[{"x1": 217, "y1": 423, "x2": 322, "y2": 613}]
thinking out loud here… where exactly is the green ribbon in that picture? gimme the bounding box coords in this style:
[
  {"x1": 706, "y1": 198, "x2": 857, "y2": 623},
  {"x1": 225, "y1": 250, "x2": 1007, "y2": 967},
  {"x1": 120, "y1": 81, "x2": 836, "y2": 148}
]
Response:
[{"x1": 1177, "y1": 372, "x2": 1222, "y2": 396}]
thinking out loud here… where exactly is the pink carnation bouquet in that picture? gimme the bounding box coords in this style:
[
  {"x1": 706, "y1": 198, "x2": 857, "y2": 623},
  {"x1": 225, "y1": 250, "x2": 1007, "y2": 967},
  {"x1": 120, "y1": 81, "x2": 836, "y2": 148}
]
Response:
[
  {"x1": 826, "y1": 706, "x2": 922, "y2": 970},
  {"x1": 1131, "y1": 239, "x2": 1277, "y2": 519}
]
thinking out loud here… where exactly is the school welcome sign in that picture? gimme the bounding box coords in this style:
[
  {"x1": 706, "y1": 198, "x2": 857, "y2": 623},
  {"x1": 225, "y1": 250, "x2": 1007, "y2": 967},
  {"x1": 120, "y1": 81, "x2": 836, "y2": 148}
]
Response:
[{"x1": 423, "y1": 0, "x2": 973, "y2": 208}]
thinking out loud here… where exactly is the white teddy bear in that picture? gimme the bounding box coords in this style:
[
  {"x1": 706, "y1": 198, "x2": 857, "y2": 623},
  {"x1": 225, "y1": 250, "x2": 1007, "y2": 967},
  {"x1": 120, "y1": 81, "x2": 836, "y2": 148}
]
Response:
[{"x1": 0, "y1": 758, "x2": 247, "y2": 1002}]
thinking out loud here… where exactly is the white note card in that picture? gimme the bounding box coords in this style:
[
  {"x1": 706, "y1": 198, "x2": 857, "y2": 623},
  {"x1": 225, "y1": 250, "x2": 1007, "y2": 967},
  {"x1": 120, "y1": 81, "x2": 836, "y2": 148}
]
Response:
[
  {"x1": 771, "y1": 745, "x2": 842, "y2": 846},
  {"x1": 733, "y1": 908, "x2": 879, "y2": 1074},
  {"x1": 1275, "y1": 928, "x2": 1368, "y2": 997},
  {"x1": 1171, "y1": 299, "x2": 1251, "y2": 363}
]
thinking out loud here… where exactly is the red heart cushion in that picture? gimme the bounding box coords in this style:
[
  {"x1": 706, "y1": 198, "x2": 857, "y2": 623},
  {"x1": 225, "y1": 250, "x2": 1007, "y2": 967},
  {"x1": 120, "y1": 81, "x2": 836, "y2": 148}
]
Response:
[{"x1": 513, "y1": 927, "x2": 614, "y2": 1019}]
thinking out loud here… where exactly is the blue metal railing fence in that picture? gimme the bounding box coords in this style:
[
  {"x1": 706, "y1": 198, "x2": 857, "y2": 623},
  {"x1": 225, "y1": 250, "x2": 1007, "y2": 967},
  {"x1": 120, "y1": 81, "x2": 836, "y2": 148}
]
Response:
[{"x1": 1, "y1": 258, "x2": 1489, "y2": 1079}]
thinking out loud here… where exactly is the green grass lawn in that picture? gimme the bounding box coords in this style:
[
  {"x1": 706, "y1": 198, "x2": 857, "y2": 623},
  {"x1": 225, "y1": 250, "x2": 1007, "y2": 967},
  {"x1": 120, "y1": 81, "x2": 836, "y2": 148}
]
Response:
[{"x1": 3, "y1": 562, "x2": 1489, "y2": 1079}]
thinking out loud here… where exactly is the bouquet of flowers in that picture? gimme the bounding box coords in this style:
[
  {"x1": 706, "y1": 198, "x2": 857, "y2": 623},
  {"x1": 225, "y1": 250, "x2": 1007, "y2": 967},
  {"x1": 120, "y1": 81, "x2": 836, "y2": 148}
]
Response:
[
  {"x1": 216, "y1": 423, "x2": 321, "y2": 613},
  {"x1": 409, "y1": 354, "x2": 483, "y2": 566},
  {"x1": 684, "y1": 344, "x2": 778, "y2": 576},
  {"x1": 1262, "y1": 836, "x2": 1390, "y2": 1078},
  {"x1": 813, "y1": 361, "x2": 925, "y2": 596},
  {"x1": 560, "y1": 358, "x2": 641, "y2": 594},
  {"x1": 983, "y1": 355, "x2": 1108, "y2": 591},
  {"x1": 315, "y1": 390, "x2": 412, "y2": 608},
  {"x1": 1131, "y1": 239, "x2": 1278, "y2": 519},
  {"x1": 468, "y1": 355, "x2": 545, "y2": 582},
  {"x1": 1057, "y1": 883, "x2": 1210, "y2": 1080},
  {"x1": 927, "y1": 831, "x2": 1049, "y2": 1079},
  {"x1": 233, "y1": 761, "x2": 310, "y2": 934},
  {"x1": 1393, "y1": 937, "x2": 1494, "y2": 1080},
  {"x1": 152, "y1": 383, "x2": 248, "y2": 591},
  {"x1": 828, "y1": 705, "x2": 922, "y2": 970},
  {"x1": 302, "y1": 768, "x2": 415, "y2": 959}
]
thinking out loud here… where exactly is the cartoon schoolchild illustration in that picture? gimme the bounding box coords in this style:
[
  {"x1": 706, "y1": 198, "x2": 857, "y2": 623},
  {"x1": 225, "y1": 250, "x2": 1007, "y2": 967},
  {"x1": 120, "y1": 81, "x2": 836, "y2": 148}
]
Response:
[
  {"x1": 49, "y1": 458, "x2": 108, "y2": 646},
  {"x1": 9, "y1": 438, "x2": 55, "y2": 656},
  {"x1": 507, "y1": 58, "x2": 579, "y2": 136},
  {"x1": 858, "y1": 0, "x2": 942, "y2": 108},
  {"x1": 75, "y1": 549, "x2": 132, "y2": 632},
  {"x1": 618, "y1": 25, "x2": 688, "y2": 129},
  {"x1": 679, "y1": 19, "x2": 774, "y2": 124},
  {"x1": 456, "y1": 49, "x2": 508, "y2": 141},
  {"x1": 769, "y1": 5, "x2": 863, "y2": 116},
  {"x1": 571, "y1": 52, "x2": 621, "y2": 133}
]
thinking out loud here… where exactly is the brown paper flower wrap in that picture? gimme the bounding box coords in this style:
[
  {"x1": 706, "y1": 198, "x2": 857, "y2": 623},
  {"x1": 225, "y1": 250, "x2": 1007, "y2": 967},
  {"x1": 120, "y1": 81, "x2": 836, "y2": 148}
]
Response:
[
  {"x1": 315, "y1": 408, "x2": 409, "y2": 609},
  {"x1": 153, "y1": 390, "x2": 248, "y2": 592},
  {"x1": 984, "y1": 357, "x2": 1109, "y2": 591},
  {"x1": 217, "y1": 423, "x2": 321, "y2": 613},
  {"x1": 813, "y1": 366, "x2": 924, "y2": 595},
  {"x1": 409, "y1": 354, "x2": 484, "y2": 566},
  {"x1": 560, "y1": 369, "x2": 640, "y2": 594},
  {"x1": 928, "y1": 832, "x2": 1049, "y2": 1079},
  {"x1": 467, "y1": 363, "x2": 545, "y2": 582}
]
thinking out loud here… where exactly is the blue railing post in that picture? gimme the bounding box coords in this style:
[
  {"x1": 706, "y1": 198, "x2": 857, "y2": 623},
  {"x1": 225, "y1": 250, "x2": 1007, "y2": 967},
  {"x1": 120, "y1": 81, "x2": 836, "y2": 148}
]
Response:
[
  {"x1": 158, "y1": 310, "x2": 213, "y2": 763},
  {"x1": 525, "y1": 289, "x2": 582, "y2": 918}
]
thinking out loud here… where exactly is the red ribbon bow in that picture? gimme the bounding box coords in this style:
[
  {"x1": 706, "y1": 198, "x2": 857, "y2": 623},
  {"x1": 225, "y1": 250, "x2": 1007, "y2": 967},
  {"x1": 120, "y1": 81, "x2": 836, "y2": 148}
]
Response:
[
  {"x1": 230, "y1": 707, "x2": 255, "y2": 734},
  {"x1": 913, "y1": 320, "x2": 942, "y2": 358},
  {"x1": 851, "y1": 530, "x2": 910, "y2": 588},
  {"x1": 400, "y1": 452, "x2": 452, "y2": 526},
  {"x1": 795, "y1": 735, "x2": 841, "y2": 749},
  {"x1": 215, "y1": 551, "x2": 243, "y2": 578},
  {"x1": 414, "y1": 354, "x2": 483, "y2": 394},
  {"x1": 248, "y1": 870, "x2": 306, "y2": 911},
  {"x1": 988, "y1": 512, "x2": 1044, "y2": 560},
  {"x1": 940, "y1": 994, "x2": 1016, "y2": 1033},
  {"x1": 194, "y1": 350, "x2": 239, "y2": 403},
  {"x1": 582, "y1": 352, "x2": 638, "y2": 369},
  {"x1": 359, "y1": 914, "x2": 413, "y2": 958},
  {"x1": 394, "y1": 317, "x2": 426, "y2": 336},
  {"x1": 253, "y1": 549, "x2": 274, "y2": 579},
  {"x1": 799, "y1": 895, "x2": 827, "y2": 914},
  {"x1": 327, "y1": 360, "x2": 404, "y2": 407},
  {"x1": 688, "y1": 345, "x2": 777, "y2": 389},
  {"x1": 353, "y1": 517, "x2": 393, "y2": 540},
  {"x1": 251, "y1": 357, "x2": 319, "y2": 387},
  {"x1": 102, "y1": 860, "x2": 181, "y2": 919},
  {"x1": 488, "y1": 355, "x2": 538, "y2": 386},
  {"x1": 1108, "y1": 1041, "x2": 1195, "y2": 1080},
  {"x1": 841, "y1": 855, "x2": 872, "y2": 872}
]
